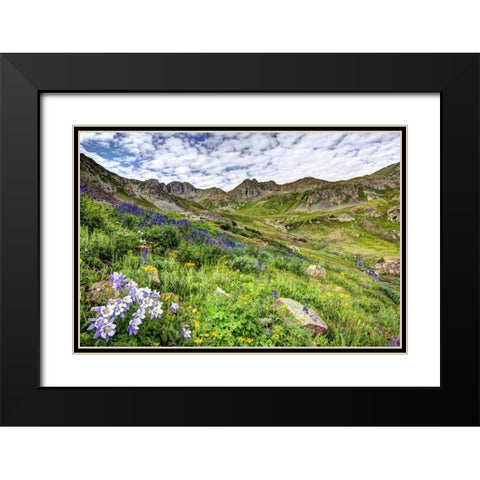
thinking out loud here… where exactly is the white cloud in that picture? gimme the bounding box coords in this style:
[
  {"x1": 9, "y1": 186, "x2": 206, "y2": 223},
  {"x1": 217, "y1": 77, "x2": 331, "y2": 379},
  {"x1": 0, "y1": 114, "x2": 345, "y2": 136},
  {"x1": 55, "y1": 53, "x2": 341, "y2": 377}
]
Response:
[{"x1": 80, "y1": 131, "x2": 401, "y2": 191}]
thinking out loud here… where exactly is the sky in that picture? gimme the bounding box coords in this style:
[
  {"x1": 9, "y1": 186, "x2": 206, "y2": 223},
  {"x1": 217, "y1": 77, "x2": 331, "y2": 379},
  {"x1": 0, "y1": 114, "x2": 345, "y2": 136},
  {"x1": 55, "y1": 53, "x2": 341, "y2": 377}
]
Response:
[{"x1": 80, "y1": 131, "x2": 401, "y2": 191}]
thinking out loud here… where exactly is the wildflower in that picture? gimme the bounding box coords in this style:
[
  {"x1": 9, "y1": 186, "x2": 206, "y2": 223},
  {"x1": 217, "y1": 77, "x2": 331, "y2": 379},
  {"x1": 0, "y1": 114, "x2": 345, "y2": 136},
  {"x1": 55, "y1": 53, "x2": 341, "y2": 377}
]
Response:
[
  {"x1": 124, "y1": 279, "x2": 139, "y2": 298},
  {"x1": 271, "y1": 333, "x2": 280, "y2": 340},
  {"x1": 225, "y1": 333, "x2": 232, "y2": 337},
  {"x1": 212, "y1": 331, "x2": 218, "y2": 337},
  {"x1": 180, "y1": 328, "x2": 191, "y2": 340},
  {"x1": 135, "y1": 287, "x2": 152, "y2": 302},
  {"x1": 184, "y1": 262, "x2": 195, "y2": 268},
  {"x1": 110, "y1": 272, "x2": 126, "y2": 291},
  {"x1": 238, "y1": 337, "x2": 245, "y2": 342},
  {"x1": 144, "y1": 265, "x2": 158, "y2": 274},
  {"x1": 246, "y1": 338, "x2": 253, "y2": 344},
  {"x1": 192, "y1": 308, "x2": 198, "y2": 314},
  {"x1": 79, "y1": 258, "x2": 83, "y2": 263},
  {"x1": 153, "y1": 342, "x2": 160, "y2": 347},
  {"x1": 194, "y1": 338, "x2": 203, "y2": 345},
  {"x1": 340, "y1": 272, "x2": 345, "y2": 276},
  {"x1": 271, "y1": 290, "x2": 278, "y2": 299},
  {"x1": 302, "y1": 306, "x2": 309, "y2": 314},
  {"x1": 170, "y1": 302, "x2": 179, "y2": 314},
  {"x1": 99, "y1": 322, "x2": 117, "y2": 342},
  {"x1": 128, "y1": 308, "x2": 145, "y2": 336},
  {"x1": 215, "y1": 287, "x2": 230, "y2": 297},
  {"x1": 326, "y1": 292, "x2": 333, "y2": 297},
  {"x1": 193, "y1": 319, "x2": 200, "y2": 328}
]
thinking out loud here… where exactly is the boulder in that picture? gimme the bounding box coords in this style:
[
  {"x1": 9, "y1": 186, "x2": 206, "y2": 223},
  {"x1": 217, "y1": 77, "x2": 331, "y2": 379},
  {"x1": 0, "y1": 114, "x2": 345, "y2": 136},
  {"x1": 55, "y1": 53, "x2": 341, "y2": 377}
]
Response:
[
  {"x1": 274, "y1": 298, "x2": 328, "y2": 335},
  {"x1": 338, "y1": 213, "x2": 354, "y2": 222},
  {"x1": 374, "y1": 261, "x2": 401, "y2": 276},
  {"x1": 306, "y1": 265, "x2": 327, "y2": 278}
]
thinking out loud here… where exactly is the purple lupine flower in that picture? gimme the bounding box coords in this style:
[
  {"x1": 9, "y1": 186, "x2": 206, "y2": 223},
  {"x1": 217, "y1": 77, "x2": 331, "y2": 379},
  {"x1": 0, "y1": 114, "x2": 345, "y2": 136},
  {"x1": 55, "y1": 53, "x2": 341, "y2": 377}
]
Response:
[
  {"x1": 110, "y1": 272, "x2": 126, "y2": 291},
  {"x1": 170, "y1": 302, "x2": 179, "y2": 314},
  {"x1": 271, "y1": 290, "x2": 278, "y2": 299}
]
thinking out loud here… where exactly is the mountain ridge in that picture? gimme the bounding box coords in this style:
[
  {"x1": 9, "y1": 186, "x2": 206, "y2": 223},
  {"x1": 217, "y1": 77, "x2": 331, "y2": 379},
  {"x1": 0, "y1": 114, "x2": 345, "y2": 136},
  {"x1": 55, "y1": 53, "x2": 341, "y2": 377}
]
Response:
[{"x1": 80, "y1": 153, "x2": 399, "y2": 212}]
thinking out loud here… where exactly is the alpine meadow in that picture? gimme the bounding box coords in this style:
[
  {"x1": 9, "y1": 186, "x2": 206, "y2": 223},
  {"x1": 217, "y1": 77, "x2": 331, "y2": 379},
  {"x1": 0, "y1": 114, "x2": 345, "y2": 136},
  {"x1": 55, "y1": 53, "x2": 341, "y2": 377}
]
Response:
[{"x1": 78, "y1": 130, "x2": 403, "y2": 350}]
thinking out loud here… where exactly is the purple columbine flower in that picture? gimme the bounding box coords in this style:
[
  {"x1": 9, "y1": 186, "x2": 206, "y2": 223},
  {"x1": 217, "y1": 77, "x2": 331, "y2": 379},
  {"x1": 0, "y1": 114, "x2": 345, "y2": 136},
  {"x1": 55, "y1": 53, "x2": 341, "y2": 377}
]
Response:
[
  {"x1": 128, "y1": 309, "x2": 145, "y2": 336},
  {"x1": 110, "y1": 272, "x2": 126, "y2": 291},
  {"x1": 180, "y1": 327, "x2": 191, "y2": 340},
  {"x1": 170, "y1": 302, "x2": 179, "y2": 314},
  {"x1": 100, "y1": 322, "x2": 117, "y2": 342},
  {"x1": 271, "y1": 290, "x2": 278, "y2": 299}
]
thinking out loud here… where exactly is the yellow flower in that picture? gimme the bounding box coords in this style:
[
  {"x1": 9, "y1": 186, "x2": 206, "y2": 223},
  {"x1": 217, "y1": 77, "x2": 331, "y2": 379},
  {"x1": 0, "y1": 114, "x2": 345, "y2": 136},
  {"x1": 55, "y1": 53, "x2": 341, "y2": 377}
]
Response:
[
  {"x1": 194, "y1": 338, "x2": 203, "y2": 345},
  {"x1": 326, "y1": 292, "x2": 333, "y2": 297},
  {"x1": 225, "y1": 333, "x2": 232, "y2": 337},
  {"x1": 339, "y1": 293, "x2": 350, "y2": 299},
  {"x1": 184, "y1": 262, "x2": 195, "y2": 268},
  {"x1": 200, "y1": 333, "x2": 210, "y2": 338},
  {"x1": 340, "y1": 272, "x2": 345, "y2": 276},
  {"x1": 238, "y1": 337, "x2": 245, "y2": 342},
  {"x1": 79, "y1": 258, "x2": 83, "y2": 263},
  {"x1": 212, "y1": 331, "x2": 218, "y2": 337},
  {"x1": 271, "y1": 334, "x2": 280, "y2": 340},
  {"x1": 246, "y1": 338, "x2": 253, "y2": 344},
  {"x1": 192, "y1": 308, "x2": 198, "y2": 314},
  {"x1": 193, "y1": 319, "x2": 200, "y2": 328},
  {"x1": 144, "y1": 265, "x2": 158, "y2": 274},
  {"x1": 153, "y1": 342, "x2": 160, "y2": 347}
]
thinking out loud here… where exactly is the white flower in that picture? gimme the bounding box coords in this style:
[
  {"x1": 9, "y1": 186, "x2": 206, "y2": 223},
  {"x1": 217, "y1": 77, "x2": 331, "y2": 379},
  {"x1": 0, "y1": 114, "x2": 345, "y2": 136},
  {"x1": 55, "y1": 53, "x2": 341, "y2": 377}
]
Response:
[{"x1": 215, "y1": 287, "x2": 230, "y2": 297}]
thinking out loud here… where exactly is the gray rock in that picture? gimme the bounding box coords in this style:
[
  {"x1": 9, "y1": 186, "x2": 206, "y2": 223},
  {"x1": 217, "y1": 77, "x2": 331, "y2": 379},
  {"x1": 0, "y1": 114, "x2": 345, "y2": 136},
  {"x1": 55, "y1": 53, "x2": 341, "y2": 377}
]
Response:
[
  {"x1": 374, "y1": 261, "x2": 401, "y2": 276},
  {"x1": 274, "y1": 298, "x2": 328, "y2": 335},
  {"x1": 306, "y1": 265, "x2": 327, "y2": 278},
  {"x1": 387, "y1": 334, "x2": 401, "y2": 347}
]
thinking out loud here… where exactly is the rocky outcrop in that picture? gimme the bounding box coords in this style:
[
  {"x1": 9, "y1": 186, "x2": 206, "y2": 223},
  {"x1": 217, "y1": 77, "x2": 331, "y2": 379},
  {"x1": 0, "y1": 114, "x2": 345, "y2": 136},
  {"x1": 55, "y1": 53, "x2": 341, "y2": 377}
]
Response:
[
  {"x1": 374, "y1": 261, "x2": 401, "y2": 276},
  {"x1": 306, "y1": 265, "x2": 327, "y2": 278},
  {"x1": 274, "y1": 298, "x2": 328, "y2": 335}
]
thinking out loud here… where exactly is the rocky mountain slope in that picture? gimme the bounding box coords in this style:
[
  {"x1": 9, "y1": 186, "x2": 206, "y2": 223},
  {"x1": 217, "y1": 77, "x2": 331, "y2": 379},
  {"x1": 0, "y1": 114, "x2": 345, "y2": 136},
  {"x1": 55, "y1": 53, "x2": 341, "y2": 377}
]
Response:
[{"x1": 80, "y1": 153, "x2": 400, "y2": 214}]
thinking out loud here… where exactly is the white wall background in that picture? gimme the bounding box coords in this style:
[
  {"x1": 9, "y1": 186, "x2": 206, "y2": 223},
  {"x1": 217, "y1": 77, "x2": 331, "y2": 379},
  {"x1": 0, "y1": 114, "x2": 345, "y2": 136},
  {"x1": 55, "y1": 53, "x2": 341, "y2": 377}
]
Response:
[{"x1": 1, "y1": 2, "x2": 479, "y2": 480}]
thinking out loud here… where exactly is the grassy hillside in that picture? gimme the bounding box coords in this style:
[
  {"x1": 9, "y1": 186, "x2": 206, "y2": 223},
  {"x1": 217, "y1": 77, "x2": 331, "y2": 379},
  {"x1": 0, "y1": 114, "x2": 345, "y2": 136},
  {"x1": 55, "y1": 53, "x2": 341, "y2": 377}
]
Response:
[{"x1": 79, "y1": 178, "x2": 401, "y2": 348}]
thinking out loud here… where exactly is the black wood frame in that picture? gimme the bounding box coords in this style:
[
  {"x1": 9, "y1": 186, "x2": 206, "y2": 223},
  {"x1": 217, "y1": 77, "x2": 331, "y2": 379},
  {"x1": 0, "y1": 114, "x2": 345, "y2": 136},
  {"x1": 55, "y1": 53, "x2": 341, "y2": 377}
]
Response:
[{"x1": 0, "y1": 54, "x2": 478, "y2": 425}]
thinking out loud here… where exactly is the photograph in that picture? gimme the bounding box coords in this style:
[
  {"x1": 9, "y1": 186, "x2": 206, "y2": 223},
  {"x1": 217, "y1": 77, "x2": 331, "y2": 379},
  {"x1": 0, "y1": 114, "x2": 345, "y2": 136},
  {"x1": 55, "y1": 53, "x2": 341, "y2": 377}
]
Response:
[{"x1": 77, "y1": 127, "x2": 404, "y2": 350}]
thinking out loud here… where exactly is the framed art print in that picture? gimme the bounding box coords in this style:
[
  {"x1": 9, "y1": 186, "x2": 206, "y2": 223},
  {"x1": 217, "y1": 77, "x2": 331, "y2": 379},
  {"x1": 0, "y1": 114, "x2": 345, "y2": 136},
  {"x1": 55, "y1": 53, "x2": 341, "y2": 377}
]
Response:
[
  {"x1": 74, "y1": 125, "x2": 406, "y2": 354},
  {"x1": 0, "y1": 54, "x2": 478, "y2": 425}
]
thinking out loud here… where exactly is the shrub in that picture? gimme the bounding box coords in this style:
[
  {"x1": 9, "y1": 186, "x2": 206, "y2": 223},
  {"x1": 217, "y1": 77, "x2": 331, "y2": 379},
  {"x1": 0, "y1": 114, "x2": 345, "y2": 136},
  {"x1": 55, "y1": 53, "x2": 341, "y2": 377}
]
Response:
[
  {"x1": 231, "y1": 255, "x2": 260, "y2": 274},
  {"x1": 143, "y1": 225, "x2": 181, "y2": 252}
]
